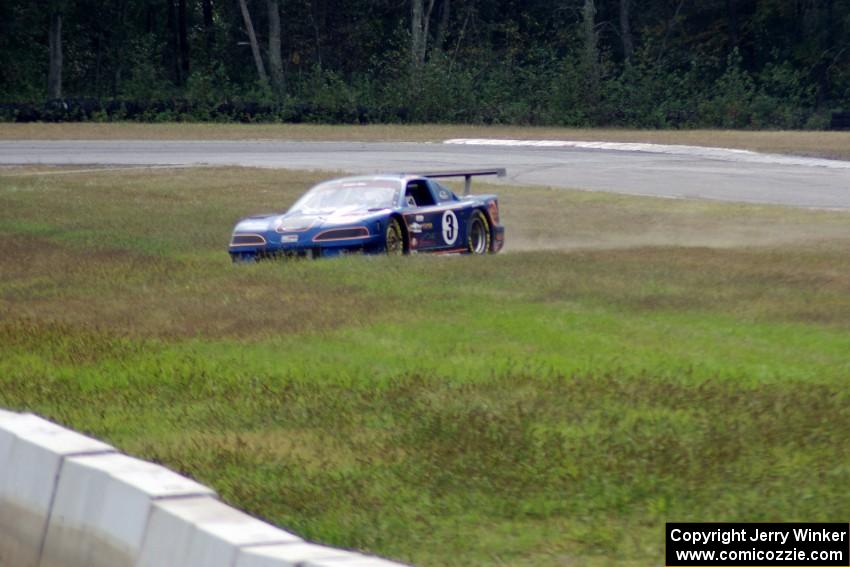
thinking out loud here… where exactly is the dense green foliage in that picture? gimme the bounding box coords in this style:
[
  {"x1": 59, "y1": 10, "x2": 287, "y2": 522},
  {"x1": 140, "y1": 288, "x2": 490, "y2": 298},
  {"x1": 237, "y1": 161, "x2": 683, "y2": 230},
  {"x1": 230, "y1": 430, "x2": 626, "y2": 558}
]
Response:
[
  {"x1": 2, "y1": 0, "x2": 849, "y2": 127},
  {"x1": 2, "y1": 167, "x2": 850, "y2": 564}
]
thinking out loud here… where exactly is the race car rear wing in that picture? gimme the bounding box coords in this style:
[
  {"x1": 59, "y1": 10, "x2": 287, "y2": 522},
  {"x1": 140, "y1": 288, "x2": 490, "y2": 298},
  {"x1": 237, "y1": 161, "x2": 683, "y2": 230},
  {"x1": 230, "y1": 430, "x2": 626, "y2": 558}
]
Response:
[{"x1": 417, "y1": 168, "x2": 506, "y2": 195}]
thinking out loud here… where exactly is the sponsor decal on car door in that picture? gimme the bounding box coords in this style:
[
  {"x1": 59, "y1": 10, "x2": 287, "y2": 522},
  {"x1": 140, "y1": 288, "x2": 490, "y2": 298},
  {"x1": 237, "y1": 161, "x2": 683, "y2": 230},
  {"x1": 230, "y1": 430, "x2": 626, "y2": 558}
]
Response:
[
  {"x1": 406, "y1": 205, "x2": 469, "y2": 251},
  {"x1": 441, "y1": 210, "x2": 459, "y2": 245}
]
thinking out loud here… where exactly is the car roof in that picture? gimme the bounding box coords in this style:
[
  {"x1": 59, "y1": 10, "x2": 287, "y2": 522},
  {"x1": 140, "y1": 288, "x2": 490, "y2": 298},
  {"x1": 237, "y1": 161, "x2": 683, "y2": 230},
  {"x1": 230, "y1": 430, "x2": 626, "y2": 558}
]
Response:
[{"x1": 318, "y1": 174, "x2": 424, "y2": 185}]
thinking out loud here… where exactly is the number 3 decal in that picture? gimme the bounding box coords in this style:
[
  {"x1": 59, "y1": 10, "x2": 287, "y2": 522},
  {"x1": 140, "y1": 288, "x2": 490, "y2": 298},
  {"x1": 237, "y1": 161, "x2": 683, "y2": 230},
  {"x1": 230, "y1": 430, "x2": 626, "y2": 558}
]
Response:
[{"x1": 441, "y1": 211, "x2": 458, "y2": 245}]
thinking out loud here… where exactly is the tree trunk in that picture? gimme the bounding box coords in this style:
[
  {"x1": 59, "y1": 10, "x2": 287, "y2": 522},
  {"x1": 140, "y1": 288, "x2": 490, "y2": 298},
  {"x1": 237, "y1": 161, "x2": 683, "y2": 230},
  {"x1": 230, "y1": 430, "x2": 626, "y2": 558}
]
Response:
[
  {"x1": 411, "y1": 0, "x2": 436, "y2": 66},
  {"x1": 112, "y1": 0, "x2": 128, "y2": 96},
  {"x1": 411, "y1": 0, "x2": 424, "y2": 65},
  {"x1": 203, "y1": 0, "x2": 214, "y2": 61},
  {"x1": 239, "y1": 0, "x2": 268, "y2": 84},
  {"x1": 47, "y1": 11, "x2": 62, "y2": 99},
  {"x1": 582, "y1": 0, "x2": 599, "y2": 102},
  {"x1": 309, "y1": 0, "x2": 322, "y2": 67},
  {"x1": 435, "y1": 0, "x2": 450, "y2": 51},
  {"x1": 423, "y1": 0, "x2": 435, "y2": 57},
  {"x1": 178, "y1": 0, "x2": 190, "y2": 80},
  {"x1": 94, "y1": 33, "x2": 102, "y2": 95},
  {"x1": 619, "y1": 0, "x2": 633, "y2": 62},
  {"x1": 816, "y1": 0, "x2": 834, "y2": 104},
  {"x1": 169, "y1": 0, "x2": 183, "y2": 84},
  {"x1": 267, "y1": 0, "x2": 285, "y2": 93}
]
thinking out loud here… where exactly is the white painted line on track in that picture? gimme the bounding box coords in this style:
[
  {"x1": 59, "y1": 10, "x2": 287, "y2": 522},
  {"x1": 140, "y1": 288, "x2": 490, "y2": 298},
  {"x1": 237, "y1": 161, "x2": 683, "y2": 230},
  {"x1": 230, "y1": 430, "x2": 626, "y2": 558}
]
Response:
[{"x1": 444, "y1": 138, "x2": 850, "y2": 170}]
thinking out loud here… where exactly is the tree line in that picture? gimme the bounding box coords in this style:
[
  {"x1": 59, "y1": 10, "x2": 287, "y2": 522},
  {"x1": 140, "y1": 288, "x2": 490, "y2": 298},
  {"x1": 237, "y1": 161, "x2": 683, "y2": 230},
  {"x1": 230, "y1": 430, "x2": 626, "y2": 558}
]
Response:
[{"x1": 1, "y1": 0, "x2": 848, "y2": 128}]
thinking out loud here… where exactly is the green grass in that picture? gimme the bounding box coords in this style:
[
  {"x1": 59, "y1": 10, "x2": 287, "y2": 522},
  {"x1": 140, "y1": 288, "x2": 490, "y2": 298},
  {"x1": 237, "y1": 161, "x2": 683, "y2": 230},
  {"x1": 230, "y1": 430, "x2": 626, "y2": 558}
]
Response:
[{"x1": 2, "y1": 167, "x2": 850, "y2": 566}]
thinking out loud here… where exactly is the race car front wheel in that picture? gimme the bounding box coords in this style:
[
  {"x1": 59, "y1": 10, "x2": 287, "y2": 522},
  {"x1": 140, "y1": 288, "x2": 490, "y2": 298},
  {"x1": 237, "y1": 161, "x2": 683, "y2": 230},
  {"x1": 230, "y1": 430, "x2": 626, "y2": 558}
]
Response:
[
  {"x1": 385, "y1": 218, "x2": 404, "y2": 255},
  {"x1": 467, "y1": 210, "x2": 491, "y2": 255}
]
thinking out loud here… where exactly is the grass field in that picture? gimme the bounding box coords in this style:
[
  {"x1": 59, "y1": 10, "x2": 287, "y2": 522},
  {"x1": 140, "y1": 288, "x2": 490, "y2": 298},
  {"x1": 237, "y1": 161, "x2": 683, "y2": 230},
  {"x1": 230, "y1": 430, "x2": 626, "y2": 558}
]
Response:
[
  {"x1": 3, "y1": 122, "x2": 850, "y2": 160},
  {"x1": 2, "y1": 166, "x2": 850, "y2": 565}
]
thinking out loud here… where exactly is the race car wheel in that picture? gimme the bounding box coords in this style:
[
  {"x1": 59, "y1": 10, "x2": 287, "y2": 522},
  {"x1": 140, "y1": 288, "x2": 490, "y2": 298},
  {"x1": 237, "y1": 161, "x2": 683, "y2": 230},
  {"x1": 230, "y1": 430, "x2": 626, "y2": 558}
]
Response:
[
  {"x1": 385, "y1": 218, "x2": 404, "y2": 255},
  {"x1": 467, "y1": 210, "x2": 490, "y2": 255}
]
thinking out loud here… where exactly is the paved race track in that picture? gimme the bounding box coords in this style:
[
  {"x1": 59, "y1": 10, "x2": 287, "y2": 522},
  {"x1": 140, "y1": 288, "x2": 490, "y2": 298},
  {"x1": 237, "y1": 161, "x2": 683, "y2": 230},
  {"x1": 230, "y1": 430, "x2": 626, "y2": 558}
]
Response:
[{"x1": 3, "y1": 139, "x2": 850, "y2": 209}]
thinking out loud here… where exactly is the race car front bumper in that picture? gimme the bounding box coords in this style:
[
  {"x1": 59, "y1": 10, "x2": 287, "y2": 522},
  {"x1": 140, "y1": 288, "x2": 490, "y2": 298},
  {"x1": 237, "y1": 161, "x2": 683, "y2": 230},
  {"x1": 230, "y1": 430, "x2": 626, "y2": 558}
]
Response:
[{"x1": 229, "y1": 230, "x2": 386, "y2": 261}]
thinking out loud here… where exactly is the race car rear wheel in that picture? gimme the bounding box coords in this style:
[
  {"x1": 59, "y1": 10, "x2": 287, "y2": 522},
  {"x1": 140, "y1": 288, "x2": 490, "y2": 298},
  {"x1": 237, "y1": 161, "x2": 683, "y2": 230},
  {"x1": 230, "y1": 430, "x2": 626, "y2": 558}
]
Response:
[
  {"x1": 467, "y1": 210, "x2": 491, "y2": 255},
  {"x1": 385, "y1": 218, "x2": 404, "y2": 255}
]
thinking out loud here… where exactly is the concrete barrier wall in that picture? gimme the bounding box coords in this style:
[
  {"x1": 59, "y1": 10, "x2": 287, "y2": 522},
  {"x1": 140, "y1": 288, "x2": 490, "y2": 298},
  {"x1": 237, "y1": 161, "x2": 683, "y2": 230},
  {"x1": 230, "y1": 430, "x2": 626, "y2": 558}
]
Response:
[
  {"x1": 235, "y1": 542, "x2": 375, "y2": 567},
  {"x1": 0, "y1": 409, "x2": 409, "y2": 567},
  {"x1": 235, "y1": 543, "x2": 407, "y2": 567},
  {"x1": 0, "y1": 411, "x2": 115, "y2": 567},
  {"x1": 41, "y1": 452, "x2": 217, "y2": 567},
  {"x1": 137, "y1": 495, "x2": 301, "y2": 567}
]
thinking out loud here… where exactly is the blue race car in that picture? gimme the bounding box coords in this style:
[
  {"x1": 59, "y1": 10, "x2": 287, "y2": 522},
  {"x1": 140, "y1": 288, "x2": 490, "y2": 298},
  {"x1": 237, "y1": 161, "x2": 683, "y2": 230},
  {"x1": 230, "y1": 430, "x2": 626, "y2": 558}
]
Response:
[{"x1": 228, "y1": 169, "x2": 505, "y2": 261}]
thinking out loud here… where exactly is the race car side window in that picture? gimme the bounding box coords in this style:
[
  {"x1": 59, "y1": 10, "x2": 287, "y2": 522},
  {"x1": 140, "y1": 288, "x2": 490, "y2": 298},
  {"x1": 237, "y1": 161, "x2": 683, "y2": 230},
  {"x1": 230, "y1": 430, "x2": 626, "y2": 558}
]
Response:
[
  {"x1": 405, "y1": 180, "x2": 436, "y2": 207},
  {"x1": 431, "y1": 181, "x2": 458, "y2": 203}
]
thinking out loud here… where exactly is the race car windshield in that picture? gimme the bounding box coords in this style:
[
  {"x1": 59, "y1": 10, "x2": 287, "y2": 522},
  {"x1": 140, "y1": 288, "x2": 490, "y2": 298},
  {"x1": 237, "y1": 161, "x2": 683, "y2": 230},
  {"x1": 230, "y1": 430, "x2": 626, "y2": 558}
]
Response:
[{"x1": 289, "y1": 182, "x2": 400, "y2": 213}]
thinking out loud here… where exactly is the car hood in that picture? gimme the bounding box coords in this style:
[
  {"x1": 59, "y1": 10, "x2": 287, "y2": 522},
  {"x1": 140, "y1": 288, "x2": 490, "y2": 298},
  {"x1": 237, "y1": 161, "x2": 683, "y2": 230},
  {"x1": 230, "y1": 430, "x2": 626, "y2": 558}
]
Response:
[{"x1": 234, "y1": 207, "x2": 390, "y2": 233}]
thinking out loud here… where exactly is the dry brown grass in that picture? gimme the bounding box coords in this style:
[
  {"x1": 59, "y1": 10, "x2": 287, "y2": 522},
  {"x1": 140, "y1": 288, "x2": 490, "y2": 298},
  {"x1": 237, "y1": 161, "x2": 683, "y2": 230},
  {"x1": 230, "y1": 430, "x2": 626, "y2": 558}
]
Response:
[
  {"x1": 0, "y1": 167, "x2": 397, "y2": 338},
  {"x1": 2, "y1": 123, "x2": 850, "y2": 159},
  {"x1": 3, "y1": 166, "x2": 850, "y2": 338},
  {"x1": 464, "y1": 181, "x2": 850, "y2": 252},
  {"x1": 0, "y1": 234, "x2": 393, "y2": 339}
]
